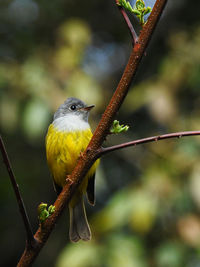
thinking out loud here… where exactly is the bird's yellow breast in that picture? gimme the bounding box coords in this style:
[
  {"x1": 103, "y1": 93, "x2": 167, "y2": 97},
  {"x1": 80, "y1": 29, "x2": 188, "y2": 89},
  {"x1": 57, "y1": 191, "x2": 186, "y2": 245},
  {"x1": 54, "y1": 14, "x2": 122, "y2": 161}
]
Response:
[{"x1": 46, "y1": 123, "x2": 98, "y2": 189}]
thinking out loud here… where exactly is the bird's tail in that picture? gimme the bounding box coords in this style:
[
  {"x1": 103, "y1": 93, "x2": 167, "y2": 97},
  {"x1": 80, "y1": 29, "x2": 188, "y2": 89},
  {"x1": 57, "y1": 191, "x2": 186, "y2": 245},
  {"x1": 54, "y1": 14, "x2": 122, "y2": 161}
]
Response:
[{"x1": 69, "y1": 196, "x2": 91, "y2": 242}]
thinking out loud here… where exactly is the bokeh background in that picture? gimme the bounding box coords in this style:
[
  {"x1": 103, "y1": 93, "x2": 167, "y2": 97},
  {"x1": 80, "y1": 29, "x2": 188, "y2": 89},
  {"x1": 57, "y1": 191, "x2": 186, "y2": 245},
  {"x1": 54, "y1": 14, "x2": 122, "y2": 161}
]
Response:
[{"x1": 1, "y1": 0, "x2": 200, "y2": 266}]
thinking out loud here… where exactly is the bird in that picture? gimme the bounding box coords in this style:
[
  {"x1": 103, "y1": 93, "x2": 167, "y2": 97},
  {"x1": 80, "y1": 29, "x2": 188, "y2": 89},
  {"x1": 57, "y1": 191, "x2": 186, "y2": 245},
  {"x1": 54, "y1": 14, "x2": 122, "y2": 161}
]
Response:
[{"x1": 45, "y1": 97, "x2": 99, "y2": 242}]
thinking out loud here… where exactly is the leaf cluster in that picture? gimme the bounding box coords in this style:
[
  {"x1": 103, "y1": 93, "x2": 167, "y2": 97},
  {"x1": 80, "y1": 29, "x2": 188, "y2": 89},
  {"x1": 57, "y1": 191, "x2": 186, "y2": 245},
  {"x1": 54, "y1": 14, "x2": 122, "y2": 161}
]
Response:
[
  {"x1": 110, "y1": 120, "x2": 129, "y2": 134},
  {"x1": 38, "y1": 203, "x2": 55, "y2": 223},
  {"x1": 117, "y1": 0, "x2": 152, "y2": 25}
]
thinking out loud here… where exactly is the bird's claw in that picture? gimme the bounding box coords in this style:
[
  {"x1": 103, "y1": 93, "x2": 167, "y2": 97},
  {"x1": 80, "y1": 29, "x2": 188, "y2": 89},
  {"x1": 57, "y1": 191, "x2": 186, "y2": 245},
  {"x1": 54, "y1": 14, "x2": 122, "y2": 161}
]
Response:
[{"x1": 66, "y1": 175, "x2": 73, "y2": 185}]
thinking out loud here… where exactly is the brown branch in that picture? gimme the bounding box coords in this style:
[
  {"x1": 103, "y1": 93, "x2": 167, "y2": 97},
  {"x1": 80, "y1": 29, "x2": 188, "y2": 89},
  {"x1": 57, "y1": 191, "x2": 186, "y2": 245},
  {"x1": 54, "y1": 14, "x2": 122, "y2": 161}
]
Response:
[
  {"x1": 17, "y1": 0, "x2": 168, "y2": 266},
  {"x1": 98, "y1": 131, "x2": 200, "y2": 156},
  {"x1": 0, "y1": 135, "x2": 35, "y2": 248},
  {"x1": 115, "y1": 0, "x2": 138, "y2": 44}
]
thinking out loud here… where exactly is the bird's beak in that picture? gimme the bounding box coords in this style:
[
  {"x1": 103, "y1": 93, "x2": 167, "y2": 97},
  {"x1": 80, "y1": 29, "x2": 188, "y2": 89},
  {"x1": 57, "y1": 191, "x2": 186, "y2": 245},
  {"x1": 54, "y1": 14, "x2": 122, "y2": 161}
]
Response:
[{"x1": 80, "y1": 105, "x2": 95, "y2": 111}]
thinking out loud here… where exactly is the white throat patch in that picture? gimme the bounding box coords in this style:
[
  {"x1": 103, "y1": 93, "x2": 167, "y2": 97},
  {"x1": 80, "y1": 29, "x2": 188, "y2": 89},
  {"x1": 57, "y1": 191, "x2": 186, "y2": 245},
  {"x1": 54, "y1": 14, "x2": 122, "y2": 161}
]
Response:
[{"x1": 53, "y1": 114, "x2": 90, "y2": 132}]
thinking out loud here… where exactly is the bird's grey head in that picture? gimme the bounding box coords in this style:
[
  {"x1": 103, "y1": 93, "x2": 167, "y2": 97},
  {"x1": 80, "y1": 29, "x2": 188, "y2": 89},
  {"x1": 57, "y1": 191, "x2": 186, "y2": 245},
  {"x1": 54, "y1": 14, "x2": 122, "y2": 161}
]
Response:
[{"x1": 53, "y1": 97, "x2": 94, "y2": 122}]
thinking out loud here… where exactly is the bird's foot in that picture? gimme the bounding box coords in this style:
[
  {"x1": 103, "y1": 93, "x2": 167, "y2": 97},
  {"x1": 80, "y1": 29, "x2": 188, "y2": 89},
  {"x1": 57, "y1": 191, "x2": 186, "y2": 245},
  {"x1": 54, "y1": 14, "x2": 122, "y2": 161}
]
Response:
[{"x1": 66, "y1": 175, "x2": 73, "y2": 186}]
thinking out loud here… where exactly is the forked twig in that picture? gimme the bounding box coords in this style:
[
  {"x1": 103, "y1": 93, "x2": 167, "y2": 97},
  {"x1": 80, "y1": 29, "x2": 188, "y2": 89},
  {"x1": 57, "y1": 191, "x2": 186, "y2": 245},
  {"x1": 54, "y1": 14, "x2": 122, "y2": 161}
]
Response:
[{"x1": 116, "y1": 0, "x2": 138, "y2": 44}]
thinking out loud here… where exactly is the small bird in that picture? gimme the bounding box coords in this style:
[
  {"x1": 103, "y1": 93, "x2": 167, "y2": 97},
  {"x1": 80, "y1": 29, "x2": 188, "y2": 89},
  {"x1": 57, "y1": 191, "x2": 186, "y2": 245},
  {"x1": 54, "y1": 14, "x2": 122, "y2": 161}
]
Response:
[{"x1": 45, "y1": 97, "x2": 99, "y2": 242}]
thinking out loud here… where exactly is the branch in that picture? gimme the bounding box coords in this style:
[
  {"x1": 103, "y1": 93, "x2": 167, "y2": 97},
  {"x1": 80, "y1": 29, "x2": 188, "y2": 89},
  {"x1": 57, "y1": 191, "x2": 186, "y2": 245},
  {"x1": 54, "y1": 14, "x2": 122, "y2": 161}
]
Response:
[
  {"x1": 115, "y1": 0, "x2": 138, "y2": 44},
  {"x1": 0, "y1": 135, "x2": 35, "y2": 248},
  {"x1": 98, "y1": 131, "x2": 200, "y2": 156},
  {"x1": 17, "y1": 0, "x2": 168, "y2": 266}
]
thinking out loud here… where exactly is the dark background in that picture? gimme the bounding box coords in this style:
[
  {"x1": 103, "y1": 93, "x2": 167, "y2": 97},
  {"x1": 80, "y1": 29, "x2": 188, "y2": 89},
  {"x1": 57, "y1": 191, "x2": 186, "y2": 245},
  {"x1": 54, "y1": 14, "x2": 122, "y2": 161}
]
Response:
[{"x1": 1, "y1": 1, "x2": 200, "y2": 266}]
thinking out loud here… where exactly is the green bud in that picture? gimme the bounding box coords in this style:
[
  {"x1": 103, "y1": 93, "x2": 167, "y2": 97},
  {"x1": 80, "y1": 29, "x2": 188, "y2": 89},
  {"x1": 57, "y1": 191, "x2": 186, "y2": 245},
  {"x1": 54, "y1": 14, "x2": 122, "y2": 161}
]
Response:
[
  {"x1": 136, "y1": 0, "x2": 145, "y2": 11},
  {"x1": 38, "y1": 202, "x2": 55, "y2": 224},
  {"x1": 48, "y1": 205, "x2": 56, "y2": 215}
]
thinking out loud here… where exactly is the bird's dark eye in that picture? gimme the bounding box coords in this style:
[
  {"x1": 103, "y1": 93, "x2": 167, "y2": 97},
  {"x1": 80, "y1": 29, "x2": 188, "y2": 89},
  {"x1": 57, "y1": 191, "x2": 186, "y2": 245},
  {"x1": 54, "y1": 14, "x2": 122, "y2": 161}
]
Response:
[{"x1": 70, "y1": 105, "x2": 76, "y2": 110}]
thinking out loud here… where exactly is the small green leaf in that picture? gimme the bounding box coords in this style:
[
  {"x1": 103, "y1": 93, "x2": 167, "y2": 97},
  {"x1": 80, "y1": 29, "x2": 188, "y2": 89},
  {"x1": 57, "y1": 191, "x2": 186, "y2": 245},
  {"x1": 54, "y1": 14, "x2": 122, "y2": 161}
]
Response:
[
  {"x1": 143, "y1": 6, "x2": 151, "y2": 16},
  {"x1": 110, "y1": 120, "x2": 129, "y2": 134},
  {"x1": 133, "y1": 9, "x2": 141, "y2": 16},
  {"x1": 38, "y1": 203, "x2": 47, "y2": 213},
  {"x1": 117, "y1": 0, "x2": 134, "y2": 13}
]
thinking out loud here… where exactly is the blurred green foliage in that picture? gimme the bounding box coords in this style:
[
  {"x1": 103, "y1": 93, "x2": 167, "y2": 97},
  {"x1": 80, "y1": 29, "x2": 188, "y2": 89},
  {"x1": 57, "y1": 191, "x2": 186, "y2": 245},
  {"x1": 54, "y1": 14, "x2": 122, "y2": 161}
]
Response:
[{"x1": 1, "y1": 0, "x2": 200, "y2": 266}]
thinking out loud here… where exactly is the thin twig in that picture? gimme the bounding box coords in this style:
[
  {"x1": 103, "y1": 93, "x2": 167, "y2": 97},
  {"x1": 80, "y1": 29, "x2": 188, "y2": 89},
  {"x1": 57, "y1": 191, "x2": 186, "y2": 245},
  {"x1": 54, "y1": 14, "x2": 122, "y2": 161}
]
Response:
[
  {"x1": 0, "y1": 135, "x2": 35, "y2": 248},
  {"x1": 116, "y1": 1, "x2": 138, "y2": 44},
  {"x1": 98, "y1": 130, "x2": 200, "y2": 156}
]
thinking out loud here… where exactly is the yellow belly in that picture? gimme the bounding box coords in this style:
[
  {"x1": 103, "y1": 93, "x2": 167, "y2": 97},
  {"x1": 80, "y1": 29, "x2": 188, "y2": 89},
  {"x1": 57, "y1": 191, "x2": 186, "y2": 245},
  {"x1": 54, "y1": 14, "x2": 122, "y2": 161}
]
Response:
[{"x1": 46, "y1": 124, "x2": 99, "y2": 191}]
